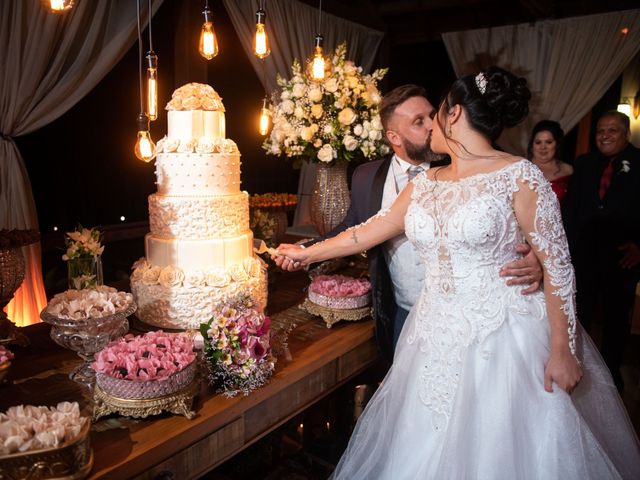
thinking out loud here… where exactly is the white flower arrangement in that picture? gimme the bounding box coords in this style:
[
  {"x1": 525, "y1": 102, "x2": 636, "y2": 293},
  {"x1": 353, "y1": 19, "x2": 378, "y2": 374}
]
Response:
[
  {"x1": 263, "y1": 42, "x2": 389, "y2": 164},
  {"x1": 61, "y1": 226, "x2": 104, "y2": 261}
]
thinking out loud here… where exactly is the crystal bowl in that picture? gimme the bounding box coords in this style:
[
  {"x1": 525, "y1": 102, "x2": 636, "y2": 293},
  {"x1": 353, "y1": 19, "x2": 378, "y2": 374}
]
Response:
[{"x1": 40, "y1": 303, "x2": 136, "y2": 387}]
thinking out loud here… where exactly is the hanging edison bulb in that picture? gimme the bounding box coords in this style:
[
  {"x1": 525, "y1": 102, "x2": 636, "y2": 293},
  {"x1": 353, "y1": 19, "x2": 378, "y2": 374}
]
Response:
[
  {"x1": 253, "y1": 9, "x2": 270, "y2": 59},
  {"x1": 48, "y1": 0, "x2": 73, "y2": 12},
  {"x1": 259, "y1": 97, "x2": 271, "y2": 136},
  {"x1": 134, "y1": 114, "x2": 156, "y2": 162},
  {"x1": 199, "y1": 4, "x2": 219, "y2": 60},
  {"x1": 309, "y1": 35, "x2": 327, "y2": 81},
  {"x1": 146, "y1": 51, "x2": 158, "y2": 121}
]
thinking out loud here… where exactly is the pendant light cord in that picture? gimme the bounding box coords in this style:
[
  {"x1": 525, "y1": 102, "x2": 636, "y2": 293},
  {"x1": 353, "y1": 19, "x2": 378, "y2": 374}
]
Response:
[
  {"x1": 136, "y1": 0, "x2": 144, "y2": 113},
  {"x1": 317, "y1": 0, "x2": 322, "y2": 34},
  {"x1": 148, "y1": 0, "x2": 153, "y2": 51}
]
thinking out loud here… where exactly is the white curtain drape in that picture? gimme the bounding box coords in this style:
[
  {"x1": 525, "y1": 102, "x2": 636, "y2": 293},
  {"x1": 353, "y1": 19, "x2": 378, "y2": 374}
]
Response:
[
  {"x1": 442, "y1": 9, "x2": 640, "y2": 155},
  {"x1": 1, "y1": 0, "x2": 163, "y2": 326},
  {"x1": 223, "y1": 0, "x2": 385, "y2": 228}
]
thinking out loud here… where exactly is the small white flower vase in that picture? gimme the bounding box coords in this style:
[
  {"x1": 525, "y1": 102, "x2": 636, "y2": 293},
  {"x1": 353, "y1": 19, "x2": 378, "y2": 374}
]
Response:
[{"x1": 68, "y1": 255, "x2": 103, "y2": 290}]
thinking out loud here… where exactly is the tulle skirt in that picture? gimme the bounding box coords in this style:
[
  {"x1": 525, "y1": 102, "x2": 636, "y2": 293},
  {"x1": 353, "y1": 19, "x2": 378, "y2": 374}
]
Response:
[{"x1": 332, "y1": 296, "x2": 640, "y2": 479}]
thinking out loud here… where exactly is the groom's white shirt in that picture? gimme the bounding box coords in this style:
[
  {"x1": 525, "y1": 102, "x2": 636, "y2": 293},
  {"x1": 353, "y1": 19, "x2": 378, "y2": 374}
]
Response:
[{"x1": 381, "y1": 154, "x2": 428, "y2": 312}]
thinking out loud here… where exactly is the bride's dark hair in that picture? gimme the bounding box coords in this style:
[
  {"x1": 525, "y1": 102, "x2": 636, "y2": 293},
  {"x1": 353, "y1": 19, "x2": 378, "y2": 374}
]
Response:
[{"x1": 442, "y1": 66, "x2": 531, "y2": 141}]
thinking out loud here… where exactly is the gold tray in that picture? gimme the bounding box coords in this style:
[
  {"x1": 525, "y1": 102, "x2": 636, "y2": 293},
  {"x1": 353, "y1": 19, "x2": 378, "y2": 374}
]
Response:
[
  {"x1": 0, "y1": 420, "x2": 93, "y2": 480},
  {"x1": 93, "y1": 381, "x2": 198, "y2": 421},
  {"x1": 299, "y1": 298, "x2": 372, "y2": 328}
]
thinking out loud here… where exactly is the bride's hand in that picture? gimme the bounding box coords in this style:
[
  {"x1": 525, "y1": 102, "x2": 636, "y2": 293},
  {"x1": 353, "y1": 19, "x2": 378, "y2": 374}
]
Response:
[
  {"x1": 544, "y1": 349, "x2": 583, "y2": 393},
  {"x1": 271, "y1": 244, "x2": 310, "y2": 269}
]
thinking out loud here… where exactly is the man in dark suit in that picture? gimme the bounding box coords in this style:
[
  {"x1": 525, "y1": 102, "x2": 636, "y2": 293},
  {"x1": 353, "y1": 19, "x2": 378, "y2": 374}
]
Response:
[
  {"x1": 563, "y1": 111, "x2": 640, "y2": 391},
  {"x1": 277, "y1": 85, "x2": 542, "y2": 360}
]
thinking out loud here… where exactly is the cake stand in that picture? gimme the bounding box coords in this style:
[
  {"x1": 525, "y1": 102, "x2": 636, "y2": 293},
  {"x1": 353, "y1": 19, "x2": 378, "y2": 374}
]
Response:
[{"x1": 299, "y1": 298, "x2": 372, "y2": 328}]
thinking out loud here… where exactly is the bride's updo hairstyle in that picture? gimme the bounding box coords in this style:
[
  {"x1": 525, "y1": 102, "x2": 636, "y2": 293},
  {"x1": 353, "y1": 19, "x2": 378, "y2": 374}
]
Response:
[{"x1": 443, "y1": 66, "x2": 531, "y2": 141}]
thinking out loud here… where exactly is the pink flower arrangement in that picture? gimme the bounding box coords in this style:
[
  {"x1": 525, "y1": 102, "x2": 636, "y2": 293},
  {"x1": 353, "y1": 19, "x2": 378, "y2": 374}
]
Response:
[
  {"x1": 92, "y1": 331, "x2": 196, "y2": 381},
  {"x1": 309, "y1": 275, "x2": 371, "y2": 297},
  {"x1": 200, "y1": 294, "x2": 274, "y2": 396},
  {"x1": 0, "y1": 345, "x2": 13, "y2": 365}
]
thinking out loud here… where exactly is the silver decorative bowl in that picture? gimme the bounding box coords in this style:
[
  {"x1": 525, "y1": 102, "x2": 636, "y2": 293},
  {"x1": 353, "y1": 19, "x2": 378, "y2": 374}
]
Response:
[{"x1": 40, "y1": 303, "x2": 136, "y2": 387}]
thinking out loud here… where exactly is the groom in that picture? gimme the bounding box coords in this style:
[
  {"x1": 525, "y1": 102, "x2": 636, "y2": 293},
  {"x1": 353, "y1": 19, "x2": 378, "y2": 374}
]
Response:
[{"x1": 277, "y1": 85, "x2": 542, "y2": 360}]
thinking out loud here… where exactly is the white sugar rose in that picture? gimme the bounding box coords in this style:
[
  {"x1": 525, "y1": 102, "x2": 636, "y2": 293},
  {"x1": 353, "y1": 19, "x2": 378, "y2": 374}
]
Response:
[
  {"x1": 229, "y1": 264, "x2": 249, "y2": 282},
  {"x1": 308, "y1": 87, "x2": 323, "y2": 102},
  {"x1": 177, "y1": 139, "x2": 195, "y2": 153},
  {"x1": 196, "y1": 137, "x2": 215, "y2": 153},
  {"x1": 369, "y1": 129, "x2": 382, "y2": 141},
  {"x1": 280, "y1": 90, "x2": 291, "y2": 100},
  {"x1": 338, "y1": 108, "x2": 357, "y2": 125},
  {"x1": 185, "y1": 270, "x2": 207, "y2": 287},
  {"x1": 142, "y1": 266, "x2": 162, "y2": 285},
  {"x1": 317, "y1": 144, "x2": 335, "y2": 163},
  {"x1": 206, "y1": 269, "x2": 231, "y2": 287},
  {"x1": 182, "y1": 96, "x2": 202, "y2": 110},
  {"x1": 164, "y1": 137, "x2": 180, "y2": 152},
  {"x1": 353, "y1": 124, "x2": 363, "y2": 136},
  {"x1": 222, "y1": 139, "x2": 238, "y2": 153},
  {"x1": 159, "y1": 266, "x2": 185, "y2": 287},
  {"x1": 343, "y1": 135, "x2": 359, "y2": 151},
  {"x1": 311, "y1": 103, "x2": 323, "y2": 119}
]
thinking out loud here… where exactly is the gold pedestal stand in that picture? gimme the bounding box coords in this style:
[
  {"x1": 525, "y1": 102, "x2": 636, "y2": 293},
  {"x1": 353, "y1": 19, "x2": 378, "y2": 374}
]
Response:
[
  {"x1": 299, "y1": 299, "x2": 372, "y2": 328},
  {"x1": 93, "y1": 382, "x2": 198, "y2": 421}
]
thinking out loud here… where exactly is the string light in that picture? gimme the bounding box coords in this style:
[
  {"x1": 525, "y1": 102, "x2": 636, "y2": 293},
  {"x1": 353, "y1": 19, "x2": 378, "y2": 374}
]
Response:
[
  {"x1": 48, "y1": 0, "x2": 73, "y2": 12},
  {"x1": 134, "y1": 0, "x2": 156, "y2": 162},
  {"x1": 253, "y1": 1, "x2": 270, "y2": 59},
  {"x1": 145, "y1": 0, "x2": 158, "y2": 121},
  {"x1": 199, "y1": 0, "x2": 219, "y2": 60},
  {"x1": 308, "y1": 0, "x2": 328, "y2": 80},
  {"x1": 259, "y1": 97, "x2": 271, "y2": 136},
  {"x1": 310, "y1": 35, "x2": 326, "y2": 80}
]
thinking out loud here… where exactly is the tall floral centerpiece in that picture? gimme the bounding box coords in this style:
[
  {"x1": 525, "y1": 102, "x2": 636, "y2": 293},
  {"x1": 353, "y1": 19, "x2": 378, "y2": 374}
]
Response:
[
  {"x1": 62, "y1": 226, "x2": 104, "y2": 290},
  {"x1": 263, "y1": 43, "x2": 389, "y2": 235}
]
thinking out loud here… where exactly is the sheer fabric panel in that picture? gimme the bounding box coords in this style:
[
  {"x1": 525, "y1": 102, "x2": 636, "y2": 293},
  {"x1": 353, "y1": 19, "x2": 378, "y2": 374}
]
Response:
[{"x1": 443, "y1": 9, "x2": 640, "y2": 155}]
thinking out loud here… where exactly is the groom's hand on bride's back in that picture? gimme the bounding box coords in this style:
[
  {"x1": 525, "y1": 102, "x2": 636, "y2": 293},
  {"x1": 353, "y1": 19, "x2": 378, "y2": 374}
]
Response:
[{"x1": 499, "y1": 243, "x2": 543, "y2": 294}]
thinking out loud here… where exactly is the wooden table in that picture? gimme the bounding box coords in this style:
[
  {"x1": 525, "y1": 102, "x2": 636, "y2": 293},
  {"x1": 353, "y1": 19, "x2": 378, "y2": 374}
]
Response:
[{"x1": 1, "y1": 271, "x2": 378, "y2": 479}]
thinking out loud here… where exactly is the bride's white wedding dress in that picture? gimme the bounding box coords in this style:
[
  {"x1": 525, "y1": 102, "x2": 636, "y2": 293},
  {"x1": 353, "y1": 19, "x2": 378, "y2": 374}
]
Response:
[{"x1": 332, "y1": 160, "x2": 640, "y2": 479}]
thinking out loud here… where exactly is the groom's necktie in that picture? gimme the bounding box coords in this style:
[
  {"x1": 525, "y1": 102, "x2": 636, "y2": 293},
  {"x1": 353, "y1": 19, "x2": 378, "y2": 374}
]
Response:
[{"x1": 407, "y1": 165, "x2": 424, "y2": 181}]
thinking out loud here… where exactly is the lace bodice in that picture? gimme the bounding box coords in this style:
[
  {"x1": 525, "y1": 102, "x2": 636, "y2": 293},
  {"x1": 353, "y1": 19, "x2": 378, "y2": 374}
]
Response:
[{"x1": 402, "y1": 160, "x2": 577, "y2": 428}]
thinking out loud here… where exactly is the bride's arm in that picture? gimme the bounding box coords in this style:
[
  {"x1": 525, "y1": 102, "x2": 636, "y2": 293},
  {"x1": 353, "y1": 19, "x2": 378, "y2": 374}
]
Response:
[
  {"x1": 276, "y1": 183, "x2": 412, "y2": 266},
  {"x1": 513, "y1": 171, "x2": 583, "y2": 394}
]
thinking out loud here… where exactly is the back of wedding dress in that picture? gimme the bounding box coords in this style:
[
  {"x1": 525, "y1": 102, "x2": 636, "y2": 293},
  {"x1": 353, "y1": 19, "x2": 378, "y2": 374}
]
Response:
[{"x1": 332, "y1": 160, "x2": 640, "y2": 479}]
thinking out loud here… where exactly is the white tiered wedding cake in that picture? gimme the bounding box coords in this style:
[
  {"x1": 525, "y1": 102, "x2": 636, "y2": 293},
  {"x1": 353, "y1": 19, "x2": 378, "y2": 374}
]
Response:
[{"x1": 131, "y1": 83, "x2": 267, "y2": 330}]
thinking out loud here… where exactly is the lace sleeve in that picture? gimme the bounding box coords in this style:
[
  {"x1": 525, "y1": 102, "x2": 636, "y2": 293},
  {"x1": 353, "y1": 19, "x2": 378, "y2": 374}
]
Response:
[
  {"x1": 512, "y1": 163, "x2": 577, "y2": 356},
  {"x1": 301, "y1": 184, "x2": 411, "y2": 265}
]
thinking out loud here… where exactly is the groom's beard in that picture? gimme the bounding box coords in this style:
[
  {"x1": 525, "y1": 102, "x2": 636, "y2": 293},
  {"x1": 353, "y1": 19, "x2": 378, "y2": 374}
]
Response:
[{"x1": 403, "y1": 134, "x2": 446, "y2": 163}]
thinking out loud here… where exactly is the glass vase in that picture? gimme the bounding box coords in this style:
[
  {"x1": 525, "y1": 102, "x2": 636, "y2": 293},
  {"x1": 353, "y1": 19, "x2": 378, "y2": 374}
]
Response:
[
  {"x1": 310, "y1": 161, "x2": 351, "y2": 236},
  {"x1": 67, "y1": 255, "x2": 103, "y2": 290}
]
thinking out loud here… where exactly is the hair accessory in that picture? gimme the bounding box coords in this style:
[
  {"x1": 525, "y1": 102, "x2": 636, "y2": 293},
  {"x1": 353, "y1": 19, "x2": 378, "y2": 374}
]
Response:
[{"x1": 475, "y1": 72, "x2": 487, "y2": 95}]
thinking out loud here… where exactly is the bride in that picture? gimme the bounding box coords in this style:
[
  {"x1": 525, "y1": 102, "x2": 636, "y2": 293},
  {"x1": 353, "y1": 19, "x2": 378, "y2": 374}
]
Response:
[{"x1": 275, "y1": 67, "x2": 640, "y2": 479}]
